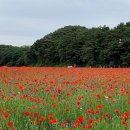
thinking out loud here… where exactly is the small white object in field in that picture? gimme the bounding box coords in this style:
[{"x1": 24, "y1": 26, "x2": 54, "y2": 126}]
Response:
[{"x1": 67, "y1": 66, "x2": 73, "y2": 68}]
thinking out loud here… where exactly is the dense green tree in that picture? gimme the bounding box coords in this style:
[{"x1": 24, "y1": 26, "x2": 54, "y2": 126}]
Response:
[
  {"x1": 1, "y1": 22, "x2": 130, "y2": 67},
  {"x1": 0, "y1": 45, "x2": 29, "y2": 66}
]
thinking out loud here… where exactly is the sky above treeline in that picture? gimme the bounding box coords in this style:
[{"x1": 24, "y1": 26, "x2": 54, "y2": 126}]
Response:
[{"x1": 0, "y1": 0, "x2": 130, "y2": 46}]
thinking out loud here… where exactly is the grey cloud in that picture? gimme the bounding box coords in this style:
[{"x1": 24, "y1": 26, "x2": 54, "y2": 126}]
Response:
[{"x1": 0, "y1": 0, "x2": 130, "y2": 46}]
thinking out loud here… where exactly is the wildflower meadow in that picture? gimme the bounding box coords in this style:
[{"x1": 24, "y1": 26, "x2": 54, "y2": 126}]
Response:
[{"x1": 0, "y1": 67, "x2": 130, "y2": 130}]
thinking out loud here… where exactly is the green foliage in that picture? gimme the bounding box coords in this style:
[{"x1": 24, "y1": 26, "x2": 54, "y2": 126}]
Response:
[
  {"x1": 0, "y1": 45, "x2": 29, "y2": 66},
  {"x1": 1, "y1": 22, "x2": 130, "y2": 67}
]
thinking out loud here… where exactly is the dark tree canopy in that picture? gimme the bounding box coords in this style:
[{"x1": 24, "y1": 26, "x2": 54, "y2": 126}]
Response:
[
  {"x1": 0, "y1": 45, "x2": 29, "y2": 66},
  {"x1": 1, "y1": 22, "x2": 130, "y2": 67}
]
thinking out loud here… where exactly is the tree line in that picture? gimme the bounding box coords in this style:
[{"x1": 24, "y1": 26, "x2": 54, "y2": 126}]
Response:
[{"x1": 1, "y1": 22, "x2": 130, "y2": 67}]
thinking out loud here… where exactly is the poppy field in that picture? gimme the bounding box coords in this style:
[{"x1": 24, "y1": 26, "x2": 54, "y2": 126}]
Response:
[{"x1": 0, "y1": 67, "x2": 130, "y2": 130}]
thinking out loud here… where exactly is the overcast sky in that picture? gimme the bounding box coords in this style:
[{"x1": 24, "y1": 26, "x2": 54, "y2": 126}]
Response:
[{"x1": 0, "y1": 0, "x2": 130, "y2": 46}]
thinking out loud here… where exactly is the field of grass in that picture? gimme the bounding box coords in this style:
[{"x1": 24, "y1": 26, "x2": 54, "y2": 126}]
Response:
[{"x1": 0, "y1": 67, "x2": 130, "y2": 130}]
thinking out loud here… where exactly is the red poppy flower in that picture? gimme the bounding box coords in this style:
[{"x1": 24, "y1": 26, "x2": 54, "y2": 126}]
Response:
[
  {"x1": 76, "y1": 101, "x2": 81, "y2": 106},
  {"x1": 86, "y1": 109, "x2": 94, "y2": 115},
  {"x1": 11, "y1": 127, "x2": 16, "y2": 130},
  {"x1": 95, "y1": 94, "x2": 101, "y2": 98},
  {"x1": 78, "y1": 116, "x2": 85, "y2": 123},
  {"x1": 95, "y1": 109, "x2": 100, "y2": 114},
  {"x1": 33, "y1": 112, "x2": 38, "y2": 117},
  {"x1": 39, "y1": 116, "x2": 46, "y2": 121},
  {"x1": 48, "y1": 115, "x2": 53, "y2": 119},
  {"x1": 88, "y1": 118, "x2": 93, "y2": 123},
  {"x1": 97, "y1": 104, "x2": 103, "y2": 109},
  {"x1": 24, "y1": 111, "x2": 30, "y2": 116},
  {"x1": 114, "y1": 109, "x2": 120, "y2": 113},
  {"x1": 87, "y1": 124, "x2": 93, "y2": 129},
  {"x1": 19, "y1": 85, "x2": 24, "y2": 91},
  {"x1": 104, "y1": 113, "x2": 109, "y2": 117},
  {"x1": 57, "y1": 89, "x2": 62, "y2": 94},
  {"x1": 50, "y1": 118, "x2": 58, "y2": 124},
  {"x1": 122, "y1": 121, "x2": 128, "y2": 126},
  {"x1": 7, "y1": 121, "x2": 13, "y2": 127},
  {"x1": 4, "y1": 113, "x2": 9, "y2": 118},
  {"x1": 74, "y1": 120, "x2": 80, "y2": 127}
]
